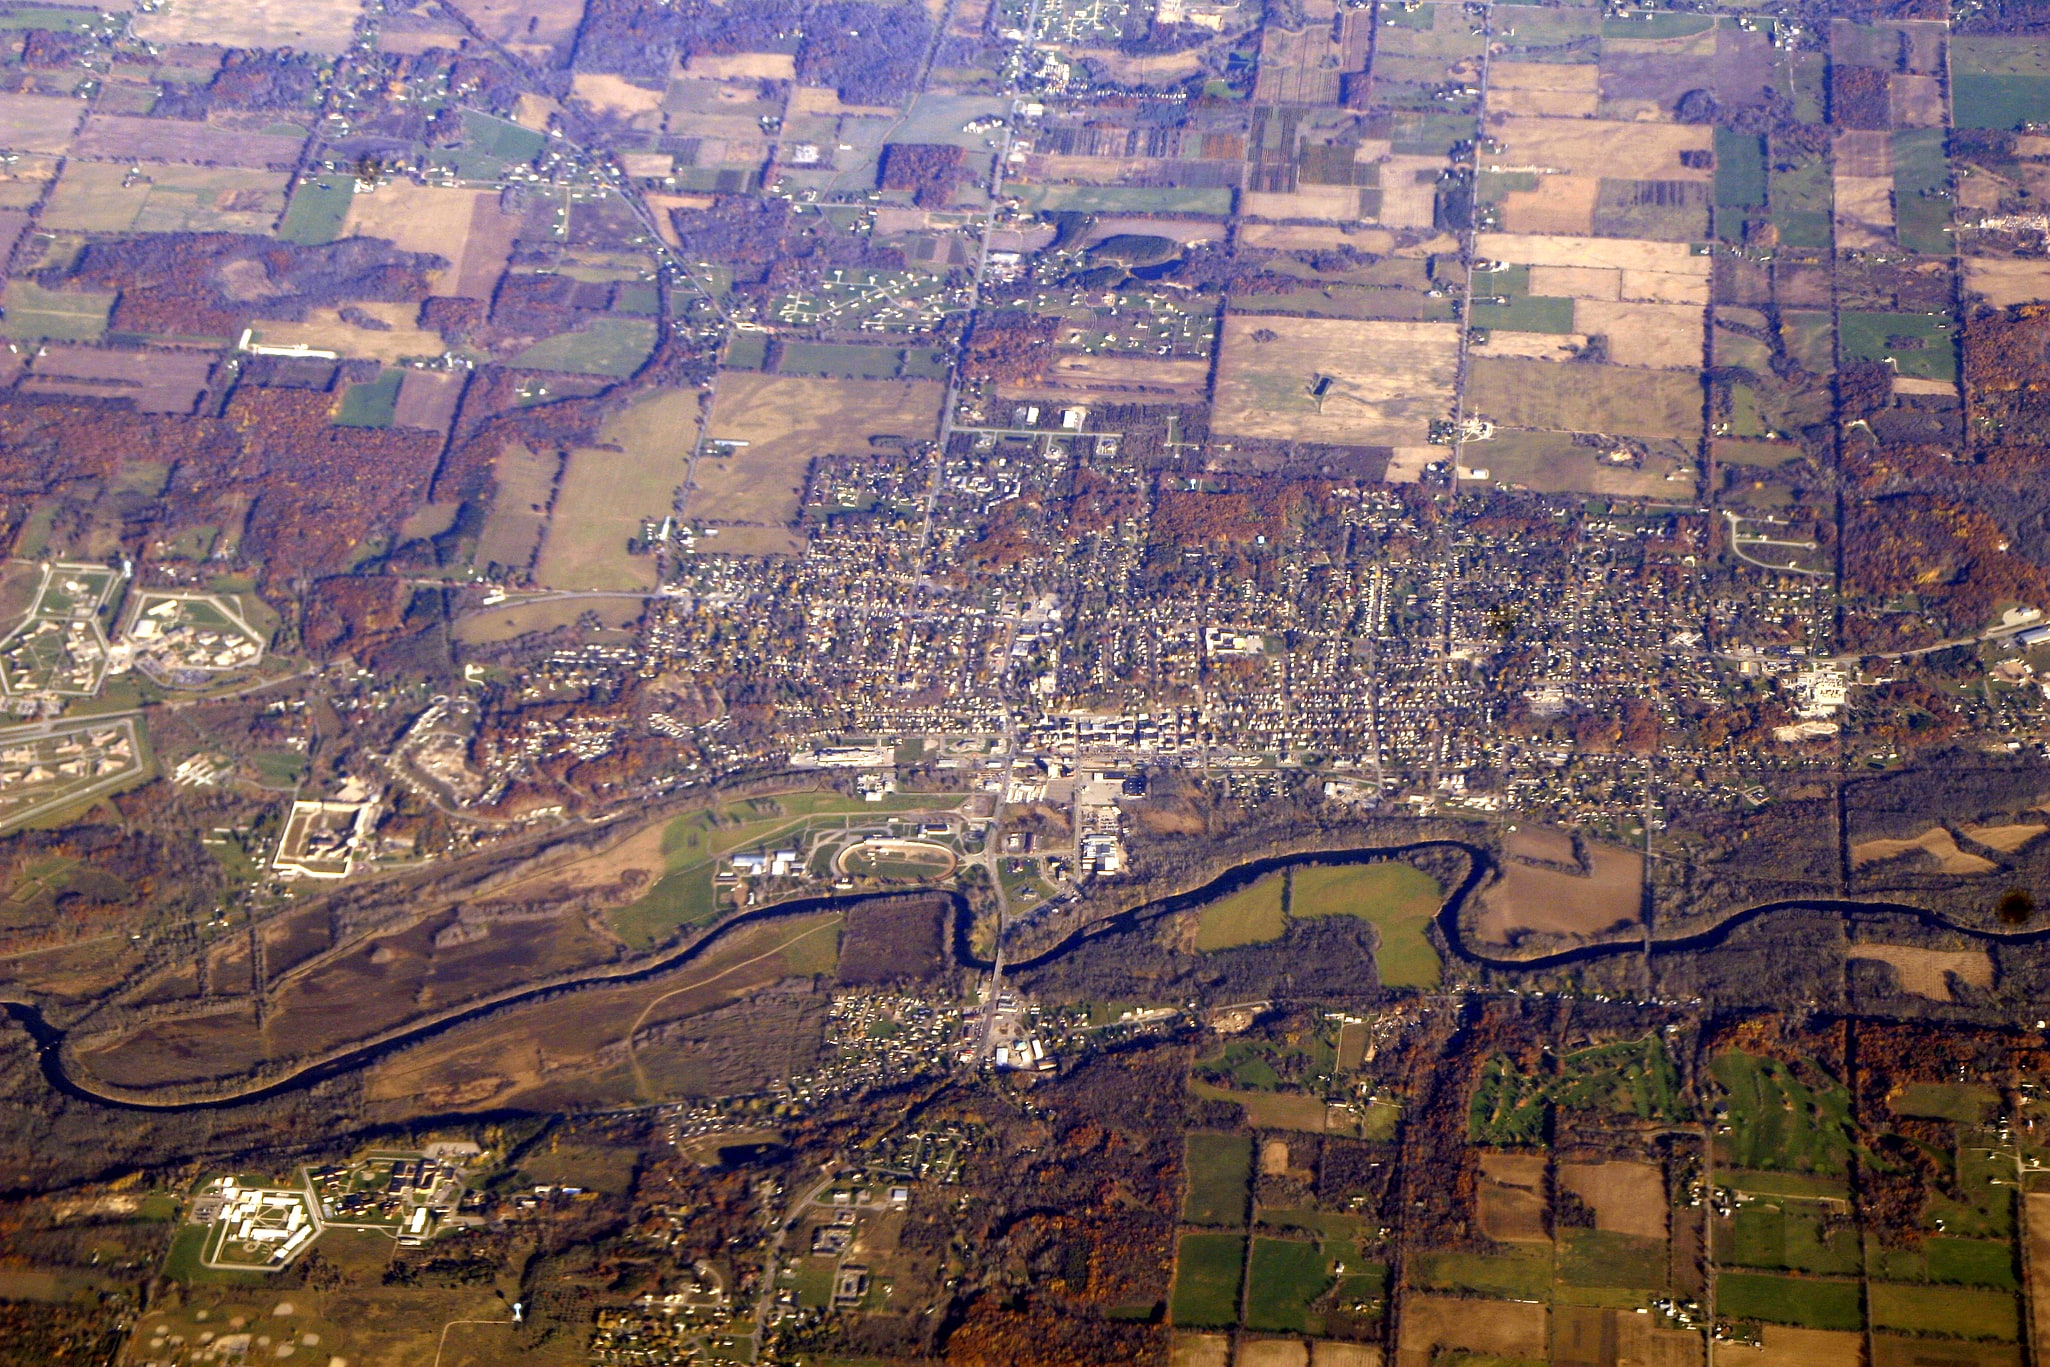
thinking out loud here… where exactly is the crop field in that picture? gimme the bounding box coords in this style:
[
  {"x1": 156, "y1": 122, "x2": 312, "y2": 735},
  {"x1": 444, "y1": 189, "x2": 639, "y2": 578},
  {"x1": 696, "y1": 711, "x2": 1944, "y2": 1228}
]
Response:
[
  {"x1": 342, "y1": 183, "x2": 512, "y2": 300},
  {"x1": 1966, "y1": 258, "x2": 2050, "y2": 307},
  {"x1": 21, "y1": 344, "x2": 211, "y2": 413},
  {"x1": 277, "y1": 175, "x2": 355, "y2": 245},
  {"x1": 1171, "y1": 1234, "x2": 1245, "y2": 1327},
  {"x1": 132, "y1": 0, "x2": 364, "y2": 51},
  {"x1": 1717, "y1": 1271, "x2": 1862, "y2": 1330},
  {"x1": 120, "y1": 165, "x2": 289, "y2": 234},
  {"x1": 1476, "y1": 1150, "x2": 1548, "y2": 1243},
  {"x1": 1557, "y1": 1160, "x2": 1667, "y2": 1241},
  {"x1": 1846, "y1": 943, "x2": 1993, "y2": 1002},
  {"x1": 1211, "y1": 315, "x2": 1458, "y2": 446},
  {"x1": 1472, "y1": 838, "x2": 1643, "y2": 946},
  {"x1": 1955, "y1": 74, "x2": 2050, "y2": 130},
  {"x1": 72, "y1": 115, "x2": 303, "y2": 170},
  {"x1": 0, "y1": 92, "x2": 83, "y2": 153},
  {"x1": 1722, "y1": 1204, "x2": 1862, "y2": 1276},
  {"x1": 2, "y1": 281, "x2": 112, "y2": 342},
  {"x1": 391, "y1": 369, "x2": 464, "y2": 434},
  {"x1": 1868, "y1": 1235, "x2": 2015, "y2": 1288},
  {"x1": 1467, "y1": 357, "x2": 1703, "y2": 441},
  {"x1": 474, "y1": 442, "x2": 560, "y2": 572},
  {"x1": 1410, "y1": 1245, "x2": 1552, "y2": 1301},
  {"x1": 697, "y1": 373, "x2": 942, "y2": 532},
  {"x1": 1868, "y1": 1282, "x2": 2020, "y2": 1340},
  {"x1": 1396, "y1": 1294, "x2": 1547, "y2": 1363},
  {"x1": 1183, "y1": 1132, "x2": 1252, "y2": 1227},
  {"x1": 535, "y1": 389, "x2": 697, "y2": 591},
  {"x1": 511, "y1": 317, "x2": 658, "y2": 378}
]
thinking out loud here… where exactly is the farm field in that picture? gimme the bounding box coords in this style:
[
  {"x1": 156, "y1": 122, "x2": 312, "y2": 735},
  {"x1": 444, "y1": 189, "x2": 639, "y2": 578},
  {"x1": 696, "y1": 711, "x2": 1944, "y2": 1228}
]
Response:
[
  {"x1": 1210, "y1": 315, "x2": 1459, "y2": 446},
  {"x1": 696, "y1": 373, "x2": 942, "y2": 534},
  {"x1": 1183, "y1": 1132, "x2": 1252, "y2": 1227},
  {"x1": 534, "y1": 389, "x2": 698, "y2": 591}
]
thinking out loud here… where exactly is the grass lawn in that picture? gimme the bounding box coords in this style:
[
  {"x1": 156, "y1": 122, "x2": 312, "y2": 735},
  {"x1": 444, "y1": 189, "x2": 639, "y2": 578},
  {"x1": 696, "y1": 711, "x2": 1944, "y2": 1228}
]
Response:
[
  {"x1": 1244, "y1": 1237, "x2": 1333, "y2": 1334},
  {"x1": 1839, "y1": 312, "x2": 1956, "y2": 383},
  {"x1": 1170, "y1": 1233, "x2": 1245, "y2": 1327},
  {"x1": 1715, "y1": 1272, "x2": 1862, "y2": 1330},
  {"x1": 1183, "y1": 1132, "x2": 1252, "y2": 1226}
]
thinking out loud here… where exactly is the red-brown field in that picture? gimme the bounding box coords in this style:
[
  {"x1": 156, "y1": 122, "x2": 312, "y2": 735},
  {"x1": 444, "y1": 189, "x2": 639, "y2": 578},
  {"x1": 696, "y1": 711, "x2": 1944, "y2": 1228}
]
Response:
[
  {"x1": 72, "y1": 115, "x2": 304, "y2": 169},
  {"x1": 19, "y1": 346, "x2": 213, "y2": 414}
]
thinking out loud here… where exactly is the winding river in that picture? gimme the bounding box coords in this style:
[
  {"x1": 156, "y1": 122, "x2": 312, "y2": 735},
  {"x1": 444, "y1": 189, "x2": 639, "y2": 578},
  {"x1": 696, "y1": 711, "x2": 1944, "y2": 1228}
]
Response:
[{"x1": 5, "y1": 839, "x2": 2044, "y2": 1113}]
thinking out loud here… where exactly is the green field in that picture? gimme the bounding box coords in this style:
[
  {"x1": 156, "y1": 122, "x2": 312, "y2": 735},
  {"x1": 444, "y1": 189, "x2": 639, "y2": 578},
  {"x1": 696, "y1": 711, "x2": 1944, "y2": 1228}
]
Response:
[
  {"x1": 1723, "y1": 1205, "x2": 1861, "y2": 1275},
  {"x1": 1289, "y1": 862, "x2": 1444, "y2": 988},
  {"x1": 1183, "y1": 1132, "x2": 1252, "y2": 1226},
  {"x1": 1244, "y1": 1237, "x2": 1334, "y2": 1334},
  {"x1": 335, "y1": 369, "x2": 403, "y2": 427},
  {"x1": 1868, "y1": 1236, "x2": 2017, "y2": 1289},
  {"x1": 1017, "y1": 185, "x2": 1233, "y2": 216},
  {"x1": 1768, "y1": 154, "x2": 1832, "y2": 250},
  {"x1": 278, "y1": 175, "x2": 355, "y2": 246},
  {"x1": 1840, "y1": 312, "x2": 1956, "y2": 383},
  {"x1": 1954, "y1": 75, "x2": 2050, "y2": 131},
  {"x1": 1715, "y1": 128, "x2": 1767, "y2": 211},
  {"x1": 1951, "y1": 36, "x2": 2050, "y2": 78},
  {"x1": 1557, "y1": 1229, "x2": 1666, "y2": 1290},
  {"x1": 1711, "y1": 1052, "x2": 1854, "y2": 1174},
  {"x1": 0, "y1": 7, "x2": 103, "y2": 29},
  {"x1": 1892, "y1": 1082, "x2": 1999, "y2": 1125},
  {"x1": 2, "y1": 281, "x2": 112, "y2": 342},
  {"x1": 1409, "y1": 1246, "x2": 1552, "y2": 1301},
  {"x1": 1602, "y1": 11, "x2": 1714, "y2": 38},
  {"x1": 1472, "y1": 294, "x2": 1576, "y2": 336},
  {"x1": 1193, "y1": 874, "x2": 1287, "y2": 952},
  {"x1": 724, "y1": 331, "x2": 771, "y2": 370},
  {"x1": 1867, "y1": 1282, "x2": 2020, "y2": 1341},
  {"x1": 1893, "y1": 129, "x2": 1952, "y2": 256},
  {"x1": 1170, "y1": 1233, "x2": 1246, "y2": 1327},
  {"x1": 776, "y1": 342, "x2": 913, "y2": 379},
  {"x1": 1715, "y1": 1272, "x2": 1862, "y2": 1330},
  {"x1": 462, "y1": 111, "x2": 547, "y2": 166},
  {"x1": 511, "y1": 318, "x2": 659, "y2": 378}
]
